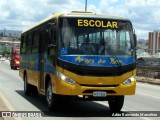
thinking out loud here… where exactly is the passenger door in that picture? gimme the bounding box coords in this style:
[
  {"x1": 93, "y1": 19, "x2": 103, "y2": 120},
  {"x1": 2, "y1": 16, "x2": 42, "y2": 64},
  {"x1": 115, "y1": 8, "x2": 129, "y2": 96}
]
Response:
[{"x1": 39, "y1": 30, "x2": 46, "y2": 92}]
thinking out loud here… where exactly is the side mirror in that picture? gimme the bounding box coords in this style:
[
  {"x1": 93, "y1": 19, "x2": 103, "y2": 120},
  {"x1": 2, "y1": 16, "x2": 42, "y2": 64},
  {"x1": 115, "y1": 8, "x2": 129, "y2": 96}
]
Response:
[
  {"x1": 133, "y1": 33, "x2": 137, "y2": 47},
  {"x1": 133, "y1": 28, "x2": 137, "y2": 47},
  {"x1": 48, "y1": 44, "x2": 56, "y2": 48}
]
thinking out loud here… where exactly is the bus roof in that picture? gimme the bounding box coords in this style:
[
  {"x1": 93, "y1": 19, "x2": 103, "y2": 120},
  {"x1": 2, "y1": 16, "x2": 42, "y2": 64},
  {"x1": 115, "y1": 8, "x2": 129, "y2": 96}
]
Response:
[
  {"x1": 22, "y1": 12, "x2": 64, "y2": 33},
  {"x1": 22, "y1": 11, "x2": 129, "y2": 34},
  {"x1": 63, "y1": 11, "x2": 128, "y2": 20}
]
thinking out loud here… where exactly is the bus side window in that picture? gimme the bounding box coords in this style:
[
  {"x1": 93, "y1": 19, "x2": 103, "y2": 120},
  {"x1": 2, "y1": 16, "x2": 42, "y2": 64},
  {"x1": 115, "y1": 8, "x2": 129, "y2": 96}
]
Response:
[
  {"x1": 47, "y1": 28, "x2": 56, "y2": 56},
  {"x1": 26, "y1": 33, "x2": 33, "y2": 54},
  {"x1": 47, "y1": 26, "x2": 56, "y2": 55},
  {"x1": 47, "y1": 26, "x2": 56, "y2": 66},
  {"x1": 39, "y1": 24, "x2": 48, "y2": 53},
  {"x1": 32, "y1": 30, "x2": 39, "y2": 54},
  {"x1": 20, "y1": 35, "x2": 24, "y2": 54},
  {"x1": 21, "y1": 35, "x2": 27, "y2": 54}
]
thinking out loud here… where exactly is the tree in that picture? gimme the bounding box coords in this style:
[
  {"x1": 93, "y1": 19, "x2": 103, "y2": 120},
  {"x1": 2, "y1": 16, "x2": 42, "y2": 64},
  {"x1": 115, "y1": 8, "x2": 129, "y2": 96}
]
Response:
[{"x1": 2, "y1": 50, "x2": 10, "y2": 56}]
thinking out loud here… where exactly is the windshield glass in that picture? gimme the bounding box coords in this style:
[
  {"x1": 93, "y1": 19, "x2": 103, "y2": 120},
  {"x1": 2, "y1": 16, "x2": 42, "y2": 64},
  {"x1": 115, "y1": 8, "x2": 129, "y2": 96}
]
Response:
[{"x1": 58, "y1": 18, "x2": 134, "y2": 56}]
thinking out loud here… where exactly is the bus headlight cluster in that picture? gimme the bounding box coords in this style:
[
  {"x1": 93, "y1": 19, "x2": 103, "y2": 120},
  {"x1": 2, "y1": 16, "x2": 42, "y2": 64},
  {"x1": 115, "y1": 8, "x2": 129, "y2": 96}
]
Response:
[
  {"x1": 57, "y1": 72, "x2": 76, "y2": 84},
  {"x1": 123, "y1": 75, "x2": 136, "y2": 85}
]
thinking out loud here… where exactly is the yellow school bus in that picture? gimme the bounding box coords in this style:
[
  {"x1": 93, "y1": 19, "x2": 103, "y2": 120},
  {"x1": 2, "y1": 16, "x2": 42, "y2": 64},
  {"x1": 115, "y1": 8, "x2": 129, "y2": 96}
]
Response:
[{"x1": 19, "y1": 11, "x2": 137, "y2": 111}]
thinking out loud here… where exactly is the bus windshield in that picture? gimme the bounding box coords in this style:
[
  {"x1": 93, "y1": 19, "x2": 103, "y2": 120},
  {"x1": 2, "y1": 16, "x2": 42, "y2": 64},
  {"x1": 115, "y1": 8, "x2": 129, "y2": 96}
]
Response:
[{"x1": 59, "y1": 17, "x2": 134, "y2": 56}]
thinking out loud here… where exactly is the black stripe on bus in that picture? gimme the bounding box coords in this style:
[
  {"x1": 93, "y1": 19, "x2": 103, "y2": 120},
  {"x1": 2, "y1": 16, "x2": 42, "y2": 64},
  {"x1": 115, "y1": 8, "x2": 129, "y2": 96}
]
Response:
[{"x1": 57, "y1": 59, "x2": 136, "y2": 76}]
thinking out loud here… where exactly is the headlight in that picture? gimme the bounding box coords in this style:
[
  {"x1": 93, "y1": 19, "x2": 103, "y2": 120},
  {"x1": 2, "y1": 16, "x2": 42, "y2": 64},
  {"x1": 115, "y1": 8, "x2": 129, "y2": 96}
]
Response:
[
  {"x1": 16, "y1": 61, "x2": 19, "y2": 64},
  {"x1": 123, "y1": 75, "x2": 136, "y2": 85},
  {"x1": 57, "y1": 72, "x2": 76, "y2": 84},
  {"x1": 15, "y1": 60, "x2": 19, "y2": 64}
]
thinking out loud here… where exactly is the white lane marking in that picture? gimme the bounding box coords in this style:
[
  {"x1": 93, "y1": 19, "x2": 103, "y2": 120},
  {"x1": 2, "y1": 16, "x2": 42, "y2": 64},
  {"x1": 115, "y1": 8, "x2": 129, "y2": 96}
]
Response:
[
  {"x1": 0, "y1": 91, "x2": 22, "y2": 120},
  {"x1": 0, "y1": 91, "x2": 15, "y2": 111},
  {"x1": 122, "y1": 106, "x2": 137, "y2": 111},
  {"x1": 141, "y1": 118, "x2": 152, "y2": 120},
  {"x1": 137, "y1": 93, "x2": 160, "y2": 99}
]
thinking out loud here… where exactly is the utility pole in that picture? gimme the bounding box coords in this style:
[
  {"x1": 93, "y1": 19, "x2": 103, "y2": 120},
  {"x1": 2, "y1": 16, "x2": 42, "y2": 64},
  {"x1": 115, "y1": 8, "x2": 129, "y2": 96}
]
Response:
[{"x1": 85, "y1": 0, "x2": 87, "y2": 11}]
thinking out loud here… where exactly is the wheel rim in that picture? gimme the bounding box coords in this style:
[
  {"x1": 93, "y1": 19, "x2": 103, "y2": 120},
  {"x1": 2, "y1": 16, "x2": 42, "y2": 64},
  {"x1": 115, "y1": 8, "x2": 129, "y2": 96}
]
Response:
[{"x1": 47, "y1": 83, "x2": 52, "y2": 105}]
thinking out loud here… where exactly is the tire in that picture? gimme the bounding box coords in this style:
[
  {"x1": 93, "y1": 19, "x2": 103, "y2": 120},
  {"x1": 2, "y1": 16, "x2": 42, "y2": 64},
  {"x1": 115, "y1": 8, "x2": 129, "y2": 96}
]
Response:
[
  {"x1": 108, "y1": 96, "x2": 124, "y2": 112},
  {"x1": 24, "y1": 74, "x2": 31, "y2": 96},
  {"x1": 46, "y1": 81, "x2": 58, "y2": 110}
]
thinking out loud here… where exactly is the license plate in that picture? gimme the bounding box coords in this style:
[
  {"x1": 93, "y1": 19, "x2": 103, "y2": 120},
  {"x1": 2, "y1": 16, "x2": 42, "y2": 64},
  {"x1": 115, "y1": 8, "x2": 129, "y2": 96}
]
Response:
[{"x1": 93, "y1": 91, "x2": 107, "y2": 97}]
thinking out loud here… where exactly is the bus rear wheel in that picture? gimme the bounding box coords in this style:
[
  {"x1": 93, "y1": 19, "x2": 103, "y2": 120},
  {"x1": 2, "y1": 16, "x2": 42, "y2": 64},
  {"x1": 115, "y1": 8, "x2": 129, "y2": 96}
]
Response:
[
  {"x1": 108, "y1": 96, "x2": 124, "y2": 112},
  {"x1": 24, "y1": 74, "x2": 31, "y2": 96},
  {"x1": 46, "y1": 81, "x2": 58, "y2": 110}
]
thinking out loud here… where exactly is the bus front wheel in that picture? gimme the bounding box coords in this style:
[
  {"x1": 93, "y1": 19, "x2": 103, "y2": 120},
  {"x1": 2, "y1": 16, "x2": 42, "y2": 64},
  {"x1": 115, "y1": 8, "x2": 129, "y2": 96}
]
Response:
[
  {"x1": 46, "y1": 81, "x2": 58, "y2": 110},
  {"x1": 108, "y1": 96, "x2": 124, "y2": 112}
]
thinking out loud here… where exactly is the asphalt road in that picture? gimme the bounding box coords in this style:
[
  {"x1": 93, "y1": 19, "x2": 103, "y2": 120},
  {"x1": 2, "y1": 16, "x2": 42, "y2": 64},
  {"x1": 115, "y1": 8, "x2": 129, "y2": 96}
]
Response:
[{"x1": 0, "y1": 60, "x2": 160, "y2": 120}]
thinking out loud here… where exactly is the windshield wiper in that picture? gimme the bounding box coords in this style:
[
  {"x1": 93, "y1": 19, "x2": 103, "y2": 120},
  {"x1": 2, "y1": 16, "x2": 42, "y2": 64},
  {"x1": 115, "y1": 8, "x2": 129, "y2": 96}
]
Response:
[{"x1": 103, "y1": 41, "x2": 122, "y2": 69}]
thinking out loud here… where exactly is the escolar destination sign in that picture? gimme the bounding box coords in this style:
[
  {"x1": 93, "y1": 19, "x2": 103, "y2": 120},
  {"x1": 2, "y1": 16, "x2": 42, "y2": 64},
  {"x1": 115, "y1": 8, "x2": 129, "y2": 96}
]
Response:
[{"x1": 77, "y1": 19, "x2": 118, "y2": 28}]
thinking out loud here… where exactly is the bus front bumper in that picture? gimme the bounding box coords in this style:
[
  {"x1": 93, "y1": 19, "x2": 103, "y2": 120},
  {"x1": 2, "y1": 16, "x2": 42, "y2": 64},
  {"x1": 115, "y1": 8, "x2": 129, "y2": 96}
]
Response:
[{"x1": 52, "y1": 76, "x2": 136, "y2": 96}]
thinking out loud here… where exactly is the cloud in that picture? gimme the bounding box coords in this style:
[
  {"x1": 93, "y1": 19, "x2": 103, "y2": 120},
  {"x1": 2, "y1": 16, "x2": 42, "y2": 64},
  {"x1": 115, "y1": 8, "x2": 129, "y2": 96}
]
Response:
[
  {"x1": 136, "y1": 29, "x2": 150, "y2": 39},
  {"x1": 0, "y1": 0, "x2": 86, "y2": 30},
  {"x1": 87, "y1": 5, "x2": 101, "y2": 13},
  {"x1": 0, "y1": 0, "x2": 53, "y2": 30},
  {"x1": 46, "y1": 0, "x2": 85, "y2": 12},
  {"x1": 98, "y1": 0, "x2": 160, "y2": 39},
  {"x1": 0, "y1": 0, "x2": 160, "y2": 39},
  {"x1": 47, "y1": 0, "x2": 70, "y2": 5}
]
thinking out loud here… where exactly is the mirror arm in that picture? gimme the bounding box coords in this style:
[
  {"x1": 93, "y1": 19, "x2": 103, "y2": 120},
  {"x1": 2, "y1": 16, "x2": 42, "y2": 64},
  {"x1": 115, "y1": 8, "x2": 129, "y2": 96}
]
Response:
[{"x1": 48, "y1": 44, "x2": 56, "y2": 48}]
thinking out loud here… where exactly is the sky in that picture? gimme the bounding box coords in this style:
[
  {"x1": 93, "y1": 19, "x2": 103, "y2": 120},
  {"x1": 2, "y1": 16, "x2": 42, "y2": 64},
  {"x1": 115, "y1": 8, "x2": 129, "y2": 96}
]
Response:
[{"x1": 0, "y1": 0, "x2": 160, "y2": 40}]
